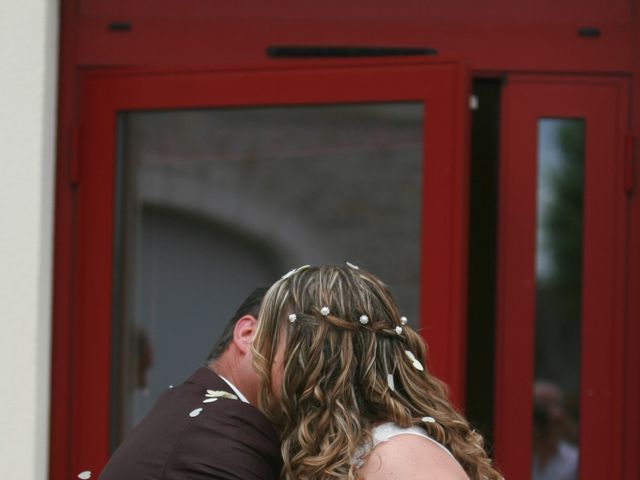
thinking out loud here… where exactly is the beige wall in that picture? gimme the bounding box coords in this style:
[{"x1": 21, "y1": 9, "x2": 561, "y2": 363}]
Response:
[{"x1": 0, "y1": 0, "x2": 58, "y2": 478}]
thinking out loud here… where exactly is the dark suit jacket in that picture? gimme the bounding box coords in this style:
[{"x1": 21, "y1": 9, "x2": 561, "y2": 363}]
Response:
[{"x1": 99, "y1": 368, "x2": 282, "y2": 480}]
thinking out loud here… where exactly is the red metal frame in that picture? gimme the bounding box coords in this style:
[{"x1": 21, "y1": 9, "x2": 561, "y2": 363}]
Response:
[
  {"x1": 52, "y1": 1, "x2": 640, "y2": 479},
  {"x1": 58, "y1": 59, "x2": 470, "y2": 478},
  {"x1": 81, "y1": 0, "x2": 632, "y2": 21},
  {"x1": 625, "y1": 134, "x2": 640, "y2": 480},
  {"x1": 494, "y1": 75, "x2": 630, "y2": 479},
  {"x1": 625, "y1": 8, "x2": 640, "y2": 479},
  {"x1": 50, "y1": 2, "x2": 81, "y2": 478},
  {"x1": 70, "y1": 0, "x2": 634, "y2": 72}
]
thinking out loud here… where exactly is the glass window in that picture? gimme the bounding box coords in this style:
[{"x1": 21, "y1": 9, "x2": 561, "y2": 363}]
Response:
[
  {"x1": 532, "y1": 118, "x2": 584, "y2": 480},
  {"x1": 111, "y1": 103, "x2": 424, "y2": 446}
]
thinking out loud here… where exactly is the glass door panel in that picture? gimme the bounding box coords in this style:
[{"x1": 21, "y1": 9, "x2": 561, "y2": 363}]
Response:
[
  {"x1": 533, "y1": 119, "x2": 584, "y2": 480},
  {"x1": 113, "y1": 103, "x2": 424, "y2": 443}
]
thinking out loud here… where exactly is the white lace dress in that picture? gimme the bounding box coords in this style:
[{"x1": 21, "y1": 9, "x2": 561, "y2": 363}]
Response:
[{"x1": 353, "y1": 422, "x2": 458, "y2": 470}]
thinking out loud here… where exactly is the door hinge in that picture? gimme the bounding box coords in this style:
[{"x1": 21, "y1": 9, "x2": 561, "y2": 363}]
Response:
[
  {"x1": 625, "y1": 132, "x2": 637, "y2": 194},
  {"x1": 69, "y1": 124, "x2": 80, "y2": 186},
  {"x1": 469, "y1": 94, "x2": 479, "y2": 111}
]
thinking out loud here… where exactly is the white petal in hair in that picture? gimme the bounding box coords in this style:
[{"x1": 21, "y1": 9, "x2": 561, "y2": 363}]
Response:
[
  {"x1": 404, "y1": 350, "x2": 424, "y2": 371},
  {"x1": 189, "y1": 408, "x2": 203, "y2": 417},
  {"x1": 422, "y1": 416, "x2": 436, "y2": 423},
  {"x1": 387, "y1": 373, "x2": 396, "y2": 391},
  {"x1": 359, "y1": 315, "x2": 369, "y2": 325},
  {"x1": 321, "y1": 306, "x2": 330, "y2": 316},
  {"x1": 395, "y1": 326, "x2": 403, "y2": 335},
  {"x1": 346, "y1": 261, "x2": 360, "y2": 270},
  {"x1": 288, "y1": 313, "x2": 297, "y2": 323},
  {"x1": 203, "y1": 398, "x2": 218, "y2": 403},
  {"x1": 400, "y1": 316, "x2": 408, "y2": 325},
  {"x1": 281, "y1": 265, "x2": 311, "y2": 280}
]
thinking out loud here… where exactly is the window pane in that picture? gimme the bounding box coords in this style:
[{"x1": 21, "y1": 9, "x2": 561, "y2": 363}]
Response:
[
  {"x1": 111, "y1": 103, "x2": 424, "y2": 446},
  {"x1": 533, "y1": 119, "x2": 584, "y2": 480}
]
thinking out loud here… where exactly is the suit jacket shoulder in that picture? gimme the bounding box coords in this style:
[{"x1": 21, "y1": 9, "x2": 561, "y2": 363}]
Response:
[
  {"x1": 164, "y1": 393, "x2": 281, "y2": 480},
  {"x1": 99, "y1": 368, "x2": 282, "y2": 480}
]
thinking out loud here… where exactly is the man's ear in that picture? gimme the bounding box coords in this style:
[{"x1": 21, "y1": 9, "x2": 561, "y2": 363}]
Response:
[{"x1": 232, "y1": 314, "x2": 258, "y2": 355}]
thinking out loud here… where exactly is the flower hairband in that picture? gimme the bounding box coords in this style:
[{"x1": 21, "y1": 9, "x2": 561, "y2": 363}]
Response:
[
  {"x1": 288, "y1": 309, "x2": 409, "y2": 335},
  {"x1": 287, "y1": 306, "x2": 330, "y2": 324}
]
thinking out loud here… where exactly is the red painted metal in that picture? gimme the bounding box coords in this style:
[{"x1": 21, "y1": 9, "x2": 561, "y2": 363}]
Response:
[
  {"x1": 624, "y1": 137, "x2": 640, "y2": 480},
  {"x1": 625, "y1": 133, "x2": 637, "y2": 193},
  {"x1": 80, "y1": 0, "x2": 632, "y2": 23},
  {"x1": 50, "y1": 1, "x2": 81, "y2": 479},
  {"x1": 494, "y1": 76, "x2": 629, "y2": 479},
  {"x1": 493, "y1": 78, "x2": 538, "y2": 476},
  {"x1": 68, "y1": 59, "x2": 469, "y2": 476},
  {"x1": 52, "y1": 0, "x2": 640, "y2": 478},
  {"x1": 73, "y1": 19, "x2": 633, "y2": 74},
  {"x1": 420, "y1": 63, "x2": 471, "y2": 408},
  {"x1": 67, "y1": 0, "x2": 635, "y2": 73},
  {"x1": 624, "y1": 10, "x2": 640, "y2": 476}
]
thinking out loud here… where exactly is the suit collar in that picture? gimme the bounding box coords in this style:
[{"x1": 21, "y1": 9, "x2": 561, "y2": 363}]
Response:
[{"x1": 184, "y1": 367, "x2": 231, "y2": 392}]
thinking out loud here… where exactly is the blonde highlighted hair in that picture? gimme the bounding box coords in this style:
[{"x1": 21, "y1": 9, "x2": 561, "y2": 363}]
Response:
[{"x1": 253, "y1": 265, "x2": 501, "y2": 480}]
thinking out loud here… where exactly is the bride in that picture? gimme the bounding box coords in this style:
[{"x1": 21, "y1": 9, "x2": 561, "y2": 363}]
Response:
[{"x1": 252, "y1": 264, "x2": 502, "y2": 480}]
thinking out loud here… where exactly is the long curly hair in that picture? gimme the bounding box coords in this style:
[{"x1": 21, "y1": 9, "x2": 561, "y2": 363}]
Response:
[{"x1": 252, "y1": 265, "x2": 501, "y2": 480}]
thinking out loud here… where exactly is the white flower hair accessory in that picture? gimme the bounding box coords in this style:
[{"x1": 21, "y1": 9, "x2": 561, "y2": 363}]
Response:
[
  {"x1": 404, "y1": 350, "x2": 424, "y2": 371},
  {"x1": 395, "y1": 326, "x2": 403, "y2": 335},
  {"x1": 422, "y1": 416, "x2": 436, "y2": 423},
  {"x1": 288, "y1": 313, "x2": 297, "y2": 323},
  {"x1": 400, "y1": 316, "x2": 408, "y2": 326},
  {"x1": 320, "y1": 306, "x2": 330, "y2": 316},
  {"x1": 281, "y1": 265, "x2": 311, "y2": 280},
  {"x1": 359, "y1": 315, "x2": 369, "y2": 325}
]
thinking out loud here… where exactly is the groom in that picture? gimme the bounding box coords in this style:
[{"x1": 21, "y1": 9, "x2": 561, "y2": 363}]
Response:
[{"x1": 99, "y1": 287, "x2": 282, "y2": 480}]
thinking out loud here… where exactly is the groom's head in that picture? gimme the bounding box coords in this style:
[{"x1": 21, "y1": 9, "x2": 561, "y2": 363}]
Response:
[
  {"x1": 206, "y1": 286, "x2": 269, "y2": 405},
  {"x1": 207, "y1": 286, "x2": 268, "y2": 362}
]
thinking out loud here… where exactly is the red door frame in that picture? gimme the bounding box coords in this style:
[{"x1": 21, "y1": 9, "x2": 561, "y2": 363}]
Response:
[
  {"x1": 66, "y1": 0, "x2": 635, "y2": 73},
  {"x1": 494, "y1": 75, "x2": 630, "y2": 479},
  {"x1": 53, "y1": 58, "x2": 470, "y2": 479},
  {"x1": 52, "y1": 2, "x2": 640, "y2": 479}
]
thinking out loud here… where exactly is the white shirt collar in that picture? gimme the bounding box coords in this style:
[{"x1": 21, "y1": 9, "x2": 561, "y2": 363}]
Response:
[{"x1": 218, "y1": 374, "x2": 250, "y2": 403}]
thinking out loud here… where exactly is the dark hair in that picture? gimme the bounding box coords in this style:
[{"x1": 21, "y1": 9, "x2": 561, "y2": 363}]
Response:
[{"x1": 206, "y1": 286, "x2": 269, "y2": 362}]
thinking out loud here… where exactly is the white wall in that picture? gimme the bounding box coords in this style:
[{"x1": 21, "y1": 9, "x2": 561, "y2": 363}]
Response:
[{"x1": 0, "y1": 0, "x2": 58, "y2": 478}]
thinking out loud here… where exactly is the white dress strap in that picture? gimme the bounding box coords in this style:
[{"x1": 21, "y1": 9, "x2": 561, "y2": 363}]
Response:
[{"x1": 371, "y1": 422, "x2": 457, "y2": 461}]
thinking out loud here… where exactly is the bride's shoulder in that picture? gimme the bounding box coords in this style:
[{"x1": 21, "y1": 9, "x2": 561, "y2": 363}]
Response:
[{"x1": 359, "y1": 429, "x2": 469, "y2": 480}]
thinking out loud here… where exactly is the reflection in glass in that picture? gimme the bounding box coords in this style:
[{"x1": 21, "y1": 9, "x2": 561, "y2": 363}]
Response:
[
  {"x1": 111, "y1": 103, "x2": 424, "y2": 446},
  {"x1": 532, "y1": 119, "x2": 584, "y2": 480}
]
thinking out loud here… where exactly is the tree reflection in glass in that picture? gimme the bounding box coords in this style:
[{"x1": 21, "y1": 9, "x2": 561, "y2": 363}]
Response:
[{"x1": 533, "y1": 119, "x2": 584, "y2": 480}]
